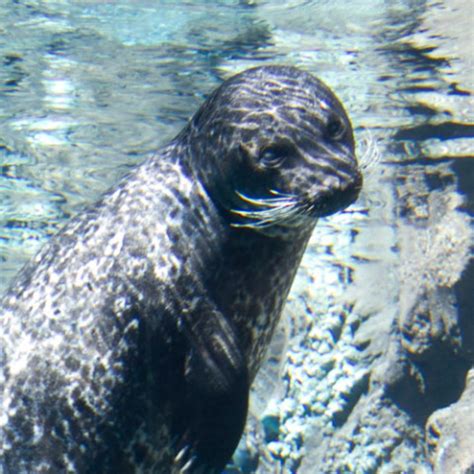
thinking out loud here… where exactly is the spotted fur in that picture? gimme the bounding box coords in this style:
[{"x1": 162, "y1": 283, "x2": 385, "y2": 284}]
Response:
[{"x1": 0, "y1": 65, "x2": 361, "y2": 473}]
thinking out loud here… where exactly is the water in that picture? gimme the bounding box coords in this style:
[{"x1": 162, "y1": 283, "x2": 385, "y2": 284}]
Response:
[{"x1": 0, "y1": 0, "x2": 472, "y2": 472}]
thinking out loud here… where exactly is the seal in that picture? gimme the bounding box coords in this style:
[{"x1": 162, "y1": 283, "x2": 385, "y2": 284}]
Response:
[{"x1": 0, "y1": 65, "x2": 362, "y2": 473}]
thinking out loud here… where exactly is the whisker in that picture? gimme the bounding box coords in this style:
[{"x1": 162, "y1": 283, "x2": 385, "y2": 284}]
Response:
[
  {"x1": 231, "y1": 190, "x2": 307, "y2": 230},
  {"x1": 357, "y1": 128, "x2": 380, "y2": 171},
  {"x1": 269, "y1": 189, "x2": 297, "y2": 199},
  {"x1": 234, "y1": 190, "x2": 297, "y2": 208},
  {"x1": 174, "y1": 446, "x2": 189, "y2": 464}
]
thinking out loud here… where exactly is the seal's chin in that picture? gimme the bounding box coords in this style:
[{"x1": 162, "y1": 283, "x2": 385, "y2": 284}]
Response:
[{"x1": 307, "y1": 181, "x2": 362, "y2": 219}]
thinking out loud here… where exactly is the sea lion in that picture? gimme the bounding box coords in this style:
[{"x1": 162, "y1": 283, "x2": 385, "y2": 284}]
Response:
[{"x1": 0, "y1": 65, "x2": 362, "y2": 473}]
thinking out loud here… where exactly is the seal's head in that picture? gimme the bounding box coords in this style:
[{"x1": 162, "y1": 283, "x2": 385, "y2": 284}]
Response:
[{"x1": 180, "y1": 65, "x2": 362, "y2": 235}]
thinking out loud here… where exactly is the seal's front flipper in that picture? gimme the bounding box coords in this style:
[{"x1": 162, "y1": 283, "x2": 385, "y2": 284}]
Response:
[{"x1": 172, "y1": 310, "x2": 249, "y2": 473}]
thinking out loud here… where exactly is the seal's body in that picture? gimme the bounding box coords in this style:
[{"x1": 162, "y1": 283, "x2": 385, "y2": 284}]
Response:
[{"x1": 0, "y1": 66, "x2": 362, "y2": 473}]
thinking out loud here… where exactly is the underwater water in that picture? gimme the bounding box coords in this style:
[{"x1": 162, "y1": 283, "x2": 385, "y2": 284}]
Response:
[{"x1": 0, "y1": 0, "x2": 472, "y2": 473}]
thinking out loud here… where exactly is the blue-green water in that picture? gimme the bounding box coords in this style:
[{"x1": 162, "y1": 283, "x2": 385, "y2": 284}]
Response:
[
  {"x1": 1, "y1": 0, "x2": 471, "y2": 290},
  {"x1": 0, "y1": 0, "x2": 472, "y2": 472}
]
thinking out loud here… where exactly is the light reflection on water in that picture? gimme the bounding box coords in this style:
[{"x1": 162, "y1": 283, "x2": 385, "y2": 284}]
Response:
[{"x1": 0, "y1": 0, "x2": 472, "y2": 472}]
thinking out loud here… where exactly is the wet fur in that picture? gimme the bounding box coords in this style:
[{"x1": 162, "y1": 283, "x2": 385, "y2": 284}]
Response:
[{"x1": 0, "y1": 66, "x2": 361, "y2": 473}]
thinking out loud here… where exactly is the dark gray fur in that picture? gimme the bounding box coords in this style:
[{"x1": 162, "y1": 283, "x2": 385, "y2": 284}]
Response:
[{"x1": 0, "y1": 66, "x2": 362, "y2": 473}]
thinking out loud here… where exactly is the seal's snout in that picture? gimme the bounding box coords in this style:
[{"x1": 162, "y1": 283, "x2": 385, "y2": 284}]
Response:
[
  {"x1": 308, "y1": 164, "x2": 363, "y2": 218},
  {"x1": 337, "y1": 168, "x2": 363, "y2": 210}
]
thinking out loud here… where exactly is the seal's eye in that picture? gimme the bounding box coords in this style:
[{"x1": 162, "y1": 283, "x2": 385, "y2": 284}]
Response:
[
  {"x1": 325, "y1": 116, "x2": 346, "y2": 141},
  {"x1": 258, "y1": 144, "x2": 293, "y2": 169}
]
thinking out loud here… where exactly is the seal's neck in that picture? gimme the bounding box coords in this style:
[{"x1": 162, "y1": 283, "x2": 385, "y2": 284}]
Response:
[
  {"x1": 203, "y1": 226, "x2": 313, "y2": 378},
  {"x1": 161, "y1": 143, "x2": 316, "y2": 376}
]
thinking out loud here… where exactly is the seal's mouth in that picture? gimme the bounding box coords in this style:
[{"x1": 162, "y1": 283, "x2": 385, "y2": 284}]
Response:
[{"x1": 307, "y1": 170, "x2": 363, "y2": 218}]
